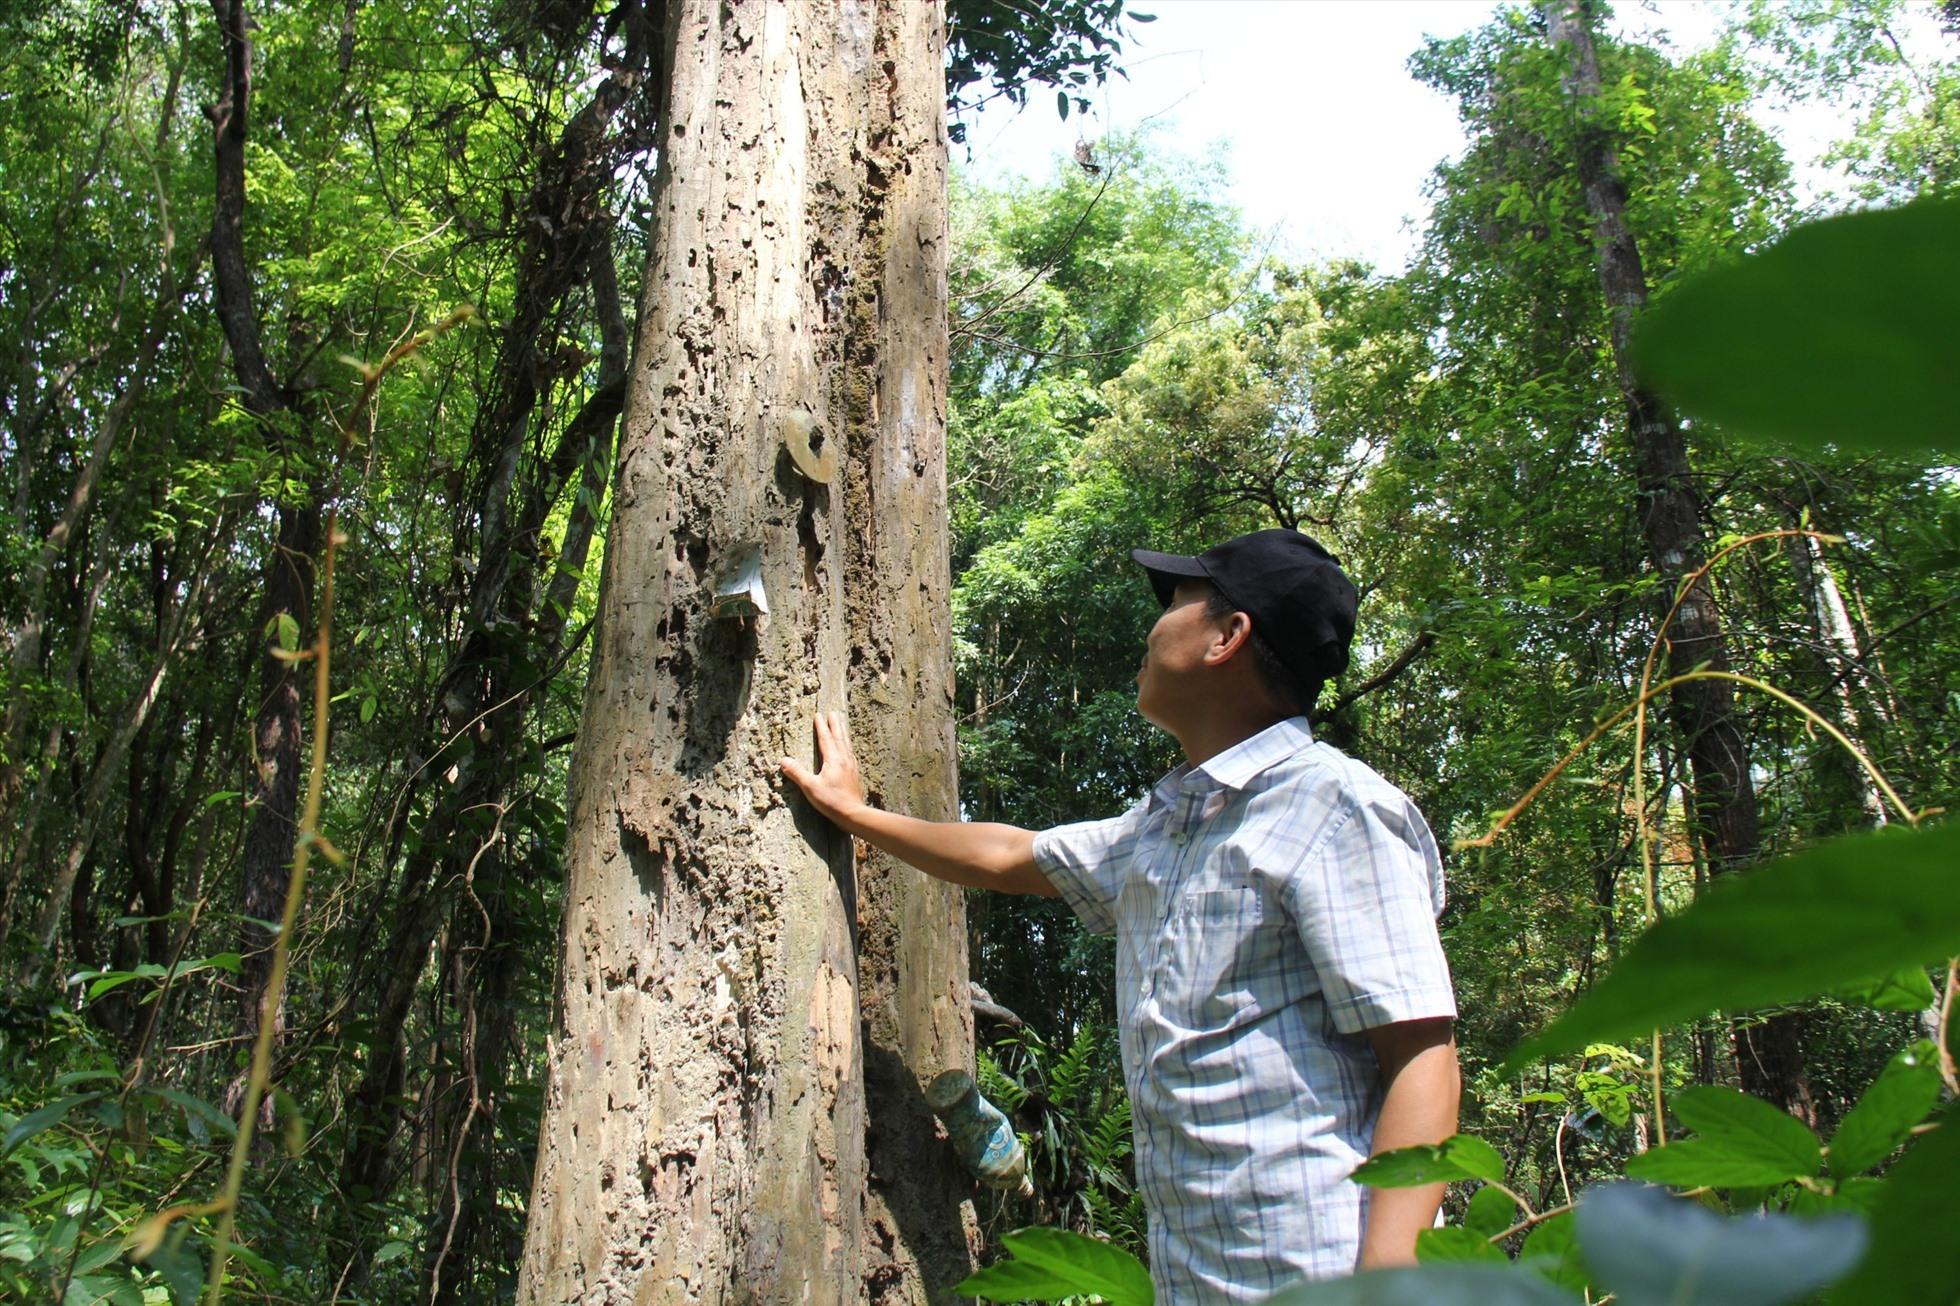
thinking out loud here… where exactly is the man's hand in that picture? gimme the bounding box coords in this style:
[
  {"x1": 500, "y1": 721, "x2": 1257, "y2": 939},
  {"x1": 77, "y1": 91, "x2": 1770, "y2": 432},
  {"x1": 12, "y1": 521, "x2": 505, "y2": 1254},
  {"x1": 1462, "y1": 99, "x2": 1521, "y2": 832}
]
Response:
[
  {"x1": 780, "y1": 711, "x2": 869, "y2": 825},
  {"x1": 778, "y1": 711, "x2": 1051, "y2": 896}
]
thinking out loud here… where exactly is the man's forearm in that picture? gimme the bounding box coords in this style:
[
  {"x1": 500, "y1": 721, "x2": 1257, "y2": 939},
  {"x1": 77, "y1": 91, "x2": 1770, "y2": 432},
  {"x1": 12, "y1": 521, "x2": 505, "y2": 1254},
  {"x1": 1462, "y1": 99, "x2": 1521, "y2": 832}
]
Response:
[
  {"x1": 780, "y1": 712, "x2": 1053, "y2": 896},
  {"x1": 1358, "y1": 1033, "x2": 1461, "y2": 1269},
  {"x1": 838, "y1": 803, "x2": 1054, "y2": 897}
]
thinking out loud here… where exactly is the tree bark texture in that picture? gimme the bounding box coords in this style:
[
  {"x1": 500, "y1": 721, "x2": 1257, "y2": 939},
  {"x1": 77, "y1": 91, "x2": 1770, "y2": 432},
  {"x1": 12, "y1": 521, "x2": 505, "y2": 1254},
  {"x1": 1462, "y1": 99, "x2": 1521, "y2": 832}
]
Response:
[
  {"x1": 518, "y1": 2, "x2": 976, "y2": 1300},
  {"x1": 1545, "y1": 0, "x2": 1815, "y2": 1125}
]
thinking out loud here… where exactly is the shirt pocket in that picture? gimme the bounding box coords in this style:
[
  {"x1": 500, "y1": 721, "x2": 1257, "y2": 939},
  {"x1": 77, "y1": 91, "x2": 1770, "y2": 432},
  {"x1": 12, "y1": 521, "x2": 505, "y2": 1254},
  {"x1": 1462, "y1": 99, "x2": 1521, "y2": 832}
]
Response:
[{"x1": 1158, "y1": 887, "x2": 1279, "y2": 1028}]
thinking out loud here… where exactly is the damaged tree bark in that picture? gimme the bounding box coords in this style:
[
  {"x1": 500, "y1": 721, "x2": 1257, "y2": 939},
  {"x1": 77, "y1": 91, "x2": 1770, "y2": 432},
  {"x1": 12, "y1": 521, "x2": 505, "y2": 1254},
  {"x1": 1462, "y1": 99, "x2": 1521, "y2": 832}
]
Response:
[{"x1": 517, "y1": 1, "x2": 977, "y2": 1300}]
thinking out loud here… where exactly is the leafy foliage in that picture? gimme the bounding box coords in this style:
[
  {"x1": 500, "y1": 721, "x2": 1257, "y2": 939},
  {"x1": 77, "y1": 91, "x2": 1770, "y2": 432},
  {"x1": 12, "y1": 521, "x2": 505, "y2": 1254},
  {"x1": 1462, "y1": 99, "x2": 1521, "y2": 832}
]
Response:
[{"x1": 1635, "y1": 197, "x2": 1960, "y2": 457}]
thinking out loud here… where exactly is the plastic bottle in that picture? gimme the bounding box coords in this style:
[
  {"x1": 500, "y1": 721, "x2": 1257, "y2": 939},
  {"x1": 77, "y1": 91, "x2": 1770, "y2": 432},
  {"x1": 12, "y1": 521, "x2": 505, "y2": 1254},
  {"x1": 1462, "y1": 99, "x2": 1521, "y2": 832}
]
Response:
[{"x1": 925, "y1": 1069, "x2": 1033, "y2": 1197}]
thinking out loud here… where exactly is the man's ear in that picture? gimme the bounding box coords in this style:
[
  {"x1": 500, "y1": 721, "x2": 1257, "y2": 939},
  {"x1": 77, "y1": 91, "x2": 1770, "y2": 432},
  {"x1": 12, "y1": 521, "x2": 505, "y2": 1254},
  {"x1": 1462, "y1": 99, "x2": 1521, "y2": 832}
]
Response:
[{"x1": 1206, "y1": 611, "x2": 1254, "y2": 667}]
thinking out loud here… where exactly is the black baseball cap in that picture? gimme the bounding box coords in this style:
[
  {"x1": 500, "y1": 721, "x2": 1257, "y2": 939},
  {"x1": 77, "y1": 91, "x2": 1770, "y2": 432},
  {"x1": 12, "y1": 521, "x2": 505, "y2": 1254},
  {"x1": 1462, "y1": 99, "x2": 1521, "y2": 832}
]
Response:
[{"x1": 1131, "y1": 529, "x2": 1358, "y2": 682}]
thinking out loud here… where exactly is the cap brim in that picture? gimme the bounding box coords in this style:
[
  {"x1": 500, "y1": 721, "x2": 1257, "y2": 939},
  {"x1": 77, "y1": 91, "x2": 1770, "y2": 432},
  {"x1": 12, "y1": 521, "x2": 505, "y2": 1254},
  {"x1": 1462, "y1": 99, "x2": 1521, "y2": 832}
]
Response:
[{"x1": 1130, "y1": 548, "x2": 1209, "y2": 607}]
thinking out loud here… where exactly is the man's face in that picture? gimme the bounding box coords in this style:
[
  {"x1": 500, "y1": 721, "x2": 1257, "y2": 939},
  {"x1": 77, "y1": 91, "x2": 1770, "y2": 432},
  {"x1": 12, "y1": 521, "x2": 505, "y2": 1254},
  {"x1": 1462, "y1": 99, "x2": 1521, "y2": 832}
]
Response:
[{"x1": 1136, "y1": 580, "x2": 1227, "y2": 729}]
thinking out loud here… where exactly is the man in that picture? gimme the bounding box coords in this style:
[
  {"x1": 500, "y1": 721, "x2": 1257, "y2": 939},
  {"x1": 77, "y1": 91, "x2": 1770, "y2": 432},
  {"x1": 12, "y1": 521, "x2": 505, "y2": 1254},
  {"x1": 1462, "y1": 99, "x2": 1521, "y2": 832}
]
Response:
[{"x1": 781, "y1": 529, "x2": 1459, "y2": 1300}]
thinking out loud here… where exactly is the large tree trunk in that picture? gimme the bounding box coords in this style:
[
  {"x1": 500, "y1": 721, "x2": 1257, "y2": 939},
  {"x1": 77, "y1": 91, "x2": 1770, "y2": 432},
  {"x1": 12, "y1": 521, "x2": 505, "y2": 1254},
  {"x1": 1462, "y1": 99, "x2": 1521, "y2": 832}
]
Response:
[
  {"x1": 518, "y1": 1, "x2": 975, "y2": 1300},
  {"x1": 1545, "y1": 0, "x2": 1815, "y2": 1125},
  {"x1": 843, "y1": 2, "x2": 981, "y2": 1294}
]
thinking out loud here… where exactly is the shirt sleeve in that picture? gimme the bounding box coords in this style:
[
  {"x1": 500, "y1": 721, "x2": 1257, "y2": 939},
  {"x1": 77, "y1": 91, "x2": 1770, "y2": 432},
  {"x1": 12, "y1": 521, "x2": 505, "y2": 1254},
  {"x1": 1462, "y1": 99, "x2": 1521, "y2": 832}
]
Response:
[
  {"x1": 1030, "y1": 801, "x2": 1148, "y2": 936},
  {"x1": 1282, "y1": 789, "x2": 1456, "y2": 1034}
]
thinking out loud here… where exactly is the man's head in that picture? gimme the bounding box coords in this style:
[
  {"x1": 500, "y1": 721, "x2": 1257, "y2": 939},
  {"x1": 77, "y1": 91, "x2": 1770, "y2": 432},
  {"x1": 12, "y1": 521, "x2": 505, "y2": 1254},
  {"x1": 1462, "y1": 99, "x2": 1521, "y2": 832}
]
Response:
[{"x1": 1130, "y1": 530, "x2": 1357, "y2": 731}]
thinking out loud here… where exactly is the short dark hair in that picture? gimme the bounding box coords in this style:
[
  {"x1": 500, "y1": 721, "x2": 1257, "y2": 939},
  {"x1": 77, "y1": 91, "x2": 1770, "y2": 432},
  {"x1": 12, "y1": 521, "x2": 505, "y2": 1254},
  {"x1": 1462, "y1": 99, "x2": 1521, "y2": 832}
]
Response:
[{"x1": 1205, "y1": 586, "x2": 1324, "y2": 717}]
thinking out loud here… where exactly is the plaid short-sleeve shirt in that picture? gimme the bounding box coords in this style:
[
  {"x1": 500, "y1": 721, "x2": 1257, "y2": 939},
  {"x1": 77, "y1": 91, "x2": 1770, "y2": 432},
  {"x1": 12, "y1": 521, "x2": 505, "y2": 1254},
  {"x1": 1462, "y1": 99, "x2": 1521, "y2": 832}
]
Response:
[{"x1": 1032, "y1": 717, "x2": 1455, "y2": 1301}]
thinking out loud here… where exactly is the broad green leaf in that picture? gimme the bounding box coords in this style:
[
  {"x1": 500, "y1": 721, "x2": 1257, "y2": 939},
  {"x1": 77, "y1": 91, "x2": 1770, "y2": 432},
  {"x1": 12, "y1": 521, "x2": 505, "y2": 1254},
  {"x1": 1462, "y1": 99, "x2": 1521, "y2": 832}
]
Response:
[
  {"x1": 268, "y1": 612, "x2": 301, "y2": 653},
  {"x1": 71, "y1": 1236, "x2": 123, "y2": 1275},
  {"x1": 1267, "y1": 1263, "x2": 1582, "y2": 1305},
  {"x1": 86, "y1": 973, "x2": 146, "y2": 1002},
  {"x1": 1633, "y1": 197, "x2": 1960, "y2": 458},
  {"x1": 1351, "y1": 1134, "x2": 1507, "y2": 1188},
  {"x1": 145, "y1": 1088, "x2": 236, "y2": 1140},
  {"x1": 53, "y1": 1071, "x2": 120, "y2": 1089},
  {"x1": 1832, "y1": 966, "x2": 1939, "y2": 1012},
  {"x1": 1520, "y1": 1212, "x2": 1590, "y2": 1295},
  {"x1": 1669, "y1": 1086, "x2": 1821, "y2": 1178},
  {"x1": 1418, "y1": 1226, "x2": 1507, "y2": 1264},
  {"x1": 1788, "y1": 1177, "x2": 1885, "y2": 1219},
  {"x1": 1507, "y1": 822, "x2": 1960, "y2": 1068},
  {"x1": 142, "y1": 1233, "x2": 203, "y2": 1306},
  {"x1": 1828, "y1": 1040, "x2": 1941, "y2": 1178},
  {"x1": 955, "y1": 1227, "x2": 1152, "y2": 1306},
  {"x1": 3, "y1": 1095, "x2": 100, "y2": 1154},
  {"x1": 1576, "y1": 1183, "x2": 1865, "y2": 1306},
  {"x1": 1826, "y1": 1109, "x2": 1960, "y2": 1304},
  {"x1": 1624, "y1": 1138, "x2": 1808, "y2": 1188},
  {"x1": 373, "y1": 1240, "x2": 411, "y2": 1265},
  {"x1": 1465, "y1": 1184, "x2": 1519, "y2": 1238}
]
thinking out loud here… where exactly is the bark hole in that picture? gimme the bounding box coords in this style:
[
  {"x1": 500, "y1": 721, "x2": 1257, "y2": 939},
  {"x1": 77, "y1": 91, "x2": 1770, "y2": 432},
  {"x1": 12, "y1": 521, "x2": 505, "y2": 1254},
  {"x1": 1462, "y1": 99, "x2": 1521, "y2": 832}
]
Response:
[
  {"x1": 797, "y1": 489, "x2": 824, "y2": 592},
  {"x1": 677, "y1": 616, "x2": 753, "y2": 776}
]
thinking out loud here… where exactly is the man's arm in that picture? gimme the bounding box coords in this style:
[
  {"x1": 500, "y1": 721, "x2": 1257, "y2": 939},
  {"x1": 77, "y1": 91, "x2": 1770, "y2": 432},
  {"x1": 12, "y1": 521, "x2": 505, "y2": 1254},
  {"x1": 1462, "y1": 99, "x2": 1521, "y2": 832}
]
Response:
[
  {"x1": 780, "y1": 712, "x2": 1057, "y2": 897},
  {"x1": 1358, "y1": 1017, "x2": 1461, "y2": 1270}
]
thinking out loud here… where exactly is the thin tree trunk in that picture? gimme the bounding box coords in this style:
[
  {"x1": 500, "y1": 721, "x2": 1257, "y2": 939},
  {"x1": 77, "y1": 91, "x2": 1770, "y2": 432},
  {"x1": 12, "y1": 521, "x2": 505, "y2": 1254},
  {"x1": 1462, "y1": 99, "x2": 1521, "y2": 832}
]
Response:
[
  {"x1": 1781, "y1": 520, "x2": 1887, "y2": 825},
  {"x1": 518, "y1": 2, "x2": 971, "y2": 1298},
  {"x1": 21, "y1": 565, "x2": 209, "y2": 983},
  {"x1": 1545, "y1": 0, "x2": 1815, "y2": 1124},
  {"x1": 0, "y1": 550, "x2": 113, "y2": 959},
  {"x1": 207, "y1": 0, "x2": 325, "y2": 1073}
]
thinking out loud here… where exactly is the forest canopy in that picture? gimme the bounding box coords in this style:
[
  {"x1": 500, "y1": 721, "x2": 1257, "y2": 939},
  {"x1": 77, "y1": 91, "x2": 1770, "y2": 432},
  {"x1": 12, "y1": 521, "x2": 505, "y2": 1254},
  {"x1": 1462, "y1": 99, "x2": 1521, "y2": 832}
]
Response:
[{"x1": 1, "y1": 0, "x2": 1956, "y2": 1301}]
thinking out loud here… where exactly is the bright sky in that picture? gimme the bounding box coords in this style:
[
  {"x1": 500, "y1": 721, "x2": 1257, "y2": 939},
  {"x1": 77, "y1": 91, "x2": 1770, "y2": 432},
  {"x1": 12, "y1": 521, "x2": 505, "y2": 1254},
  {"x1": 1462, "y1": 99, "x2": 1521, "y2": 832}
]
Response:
[{"x1": 952, "y1": 1, "x2": 1896, "y2": 274}]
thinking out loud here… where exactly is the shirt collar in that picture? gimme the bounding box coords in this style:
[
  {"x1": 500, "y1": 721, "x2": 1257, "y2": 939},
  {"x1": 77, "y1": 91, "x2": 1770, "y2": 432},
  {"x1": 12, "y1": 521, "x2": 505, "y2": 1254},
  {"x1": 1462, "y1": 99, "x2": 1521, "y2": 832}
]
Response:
[
  {"x1": 1149, "y1": 716, "x2": 1315, "y2": 807},
  {"x1": 1197, "y1": 715, "x2": 1315, "y2": 790}
]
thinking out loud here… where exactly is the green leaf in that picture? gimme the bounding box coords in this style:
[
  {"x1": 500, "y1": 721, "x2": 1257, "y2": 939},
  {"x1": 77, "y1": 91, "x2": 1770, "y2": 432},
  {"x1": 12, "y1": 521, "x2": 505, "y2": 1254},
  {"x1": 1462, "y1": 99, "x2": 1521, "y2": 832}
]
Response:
[
  {"x1": 267, "y1": 612, "x2": 301, "y2": 653},
  {"x1": 1267, "y1": 1263, "x2": 1582, "y2": 1305},
  {"x1": 53, "y1": 1071, "x2": 121, "y2": 1089},
  {"x1": 1419, "y1": 1226, "x2": 1507, "y2": 1263},
  {"x1": 145, "y1": 1088, "x2": 236, "y2": 1140},
  {"x1": 955, "y1": 1227, "x2": 1152, "y2": 1306},
  {"x1": 142, "y1": 1231, "x2": 203, "y2": 1306},
  {"x1": 1788, "y1": 1177, "x2": 1884, "y2": 1219},
  {"x1": 1633, "y1": 197, "x2": 1960, "y2": 458},
  {"x1": 360, "y1": 694, "x2": 377, "y2": 724},
  {"x1": 1827, "y1": 1039, "x2": 1941, "y2": 1178},
  {"x1": 1520, "y1": 1212, "x2": 1590, "y2": 1295},
  {"x1": 3, "y1": 1095, "x2": 99, "y2": 1154},
  {"x1": 372, "y1": 1240, "x2": 411, "y2": 1266},
  {"x1": 1576, "y1": 1183, "x2": 1865, "y2": 1305},
  {"x1": 1624, "y1": 1139, "x2": 1805, "y2": 1189},
  {"x1": 1350, "y1": 1135, "x2": 1507, "y2": 1189},
  {"x1": 1671, "y1": 1086, "x2": 1821, "y2": 1177},
  {"x1": 1465, "y1": 1184, "x2": 1520, "y2": 1238},
  {"x1": 86, "y1": 973, "x2": 146, "y2": 1002},
  {"x1": 1506, "y1": 822, "x2": 1960, "y2": 1069},
  {"x1": 1832, "y1": 966, "x2": 1938, "y2": 1013},
  {"x1": 1056, "y1": 89, "x2": 1070, "y2": 121}
]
